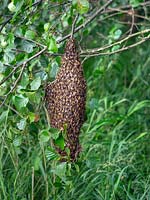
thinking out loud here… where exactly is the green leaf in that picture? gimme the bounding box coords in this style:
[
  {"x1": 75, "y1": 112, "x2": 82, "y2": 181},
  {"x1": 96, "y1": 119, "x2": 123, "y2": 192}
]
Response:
[
  {"x1": 44, "y1": 23, "x2": 50, "y2": 32},
  {"x1": 54, "y1": 135, "x2": 65, "y2": 150},
  {"x1": 27, "y1": 91, "x2": 41, "y2": 104},
  {"x1": 0, "y1": 61, "x2": 4, "y2": 73},
  {"x1": 130, "y1": 0, "x2": 142, "y2": 7},
  {"x1": 89, "y1": 98, "x2": 99, "y2": 109},
  {"x1": 39, "y1": 129, "x2": 50, "y2": 143},
  {"x1": 65, "y1": 147, "x2": 70, "y2": 156},
  {"x1": 114, "y1": 29, "x2": 122, "y2": 40},
  {"x1": 49, "y1": 127, "x2": 60, "y2": 140},
  {"x1": 62, "y1": 124, "x2": 68, "y2": 139},
  {"x1": 13, "y1": 0, "x2": 24, "y2": 14},
  {"x1": 20, "y1": 72, "x2": 29, "y2": 89},
  {"x1": 15, "y1": 27, "x2": 23, "y2": 36},
  {"x1": 3, "y1": 51, "x2": 15, "y2": 63},
  {"x1": 48, "y1": 37, "x2": 58, "y2": 53},
  {"x1": 73, "y1": 0, "x2": 89, "y2": 14},
  {"x1": 34, "y1": 156, "x2": 41, "y2": 171},
  {"x1": 45, "y1": 147, "x2": 59, "y2": 161},
  {"x1": 75, "y1": 164, "x2": 80, "y2": 173},
  {"x1": 30, "y1": 77, "x2": 41, "y2": 91},
  {"x1": 52, "y1": 162, "x2": 67, "y2": 179},
  {"x1": 134, "y1": 132, "x2": 148, "y2": 142},
  {"x1": 7, "y1": 33, "x2": 15, "y2": 49},
  {"x1": 13, "y1": 136, "x2": 22, "y2": 147},
  {"x1": 12, "y1": 94, "x2": 29, "y2": 110},
  {"x1": 0, "y1": 40, "x2": 7, "y2": 48},
  {"x1": 17, "y1": 119, "x2": 26, "y2": 130},
  {"x1": 111, "y1": 45, "x2": 120, "y2": 51},
  {"x1": 28, "y1": 112, "x2": 35, "y2": 123},
  {"x1": 14, "y1": 146, "x2": 22, "y2": 155},
  {"x1": 8, "y1": 2, "x2": 16, "y2": 12},
  {"x1": 36, "y1": 71, "x2": 47, "y2": 81},
  {"x1": 0, "y1": 111, "x2": 8, "y2": 124},
  {"x1": 21, "y1": 40, "x2": 35, "y2": 53},
  {"x1": 127, "y1": 100, "x2": 150, "y2": 117},
  {"x1": 50, "y1": 61, "x2": 59, "y2": 78},
  {"x1": 25, "y1": 30, "x2": 35, "y2": 40}
]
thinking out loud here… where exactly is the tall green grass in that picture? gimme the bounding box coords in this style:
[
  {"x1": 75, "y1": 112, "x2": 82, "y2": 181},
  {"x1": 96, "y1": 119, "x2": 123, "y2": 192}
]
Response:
[{"x1": 0, "y1": 45, "x2": 150, "y2": 200}]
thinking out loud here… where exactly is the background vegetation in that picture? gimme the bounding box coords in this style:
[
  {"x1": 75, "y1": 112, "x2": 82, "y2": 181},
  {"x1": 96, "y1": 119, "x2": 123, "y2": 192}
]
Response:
[{"x1": 0, "y1": 0, "x2": 150, "y2": 199}]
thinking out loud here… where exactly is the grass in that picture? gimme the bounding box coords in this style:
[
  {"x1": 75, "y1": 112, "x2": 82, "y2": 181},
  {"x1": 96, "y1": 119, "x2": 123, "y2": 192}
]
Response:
[{"x1": 0, "y1": 44, "x2": 150, "y2": 200}]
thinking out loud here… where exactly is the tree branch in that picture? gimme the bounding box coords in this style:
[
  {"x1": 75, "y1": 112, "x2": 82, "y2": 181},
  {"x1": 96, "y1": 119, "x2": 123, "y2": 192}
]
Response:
[
  {"x1": 57, "y1": 0, "x2": 150, "y2": 44},
  {"x1": 25, "y1": 0, "x2": 42, "y2": 10},
  {"x1": 0, "y1": 17, "x2": 12, "y2": 32},
  {"x1": 107, "y1": 7, "x2": 150, "y2": 22},
  {"x1": 57, "y1": 0, "x2": 114, "y2": 43},
  {"x1": 0, "y1": 45, "x2": 47, "y2": 87},
  {"x1": 80, "y1": 35, "x2": 150, "y2": 57},
  {"x1": 101, "y1": 1, "x2": 150, "y2": 14},
  {"x1": 0, "y1": 46, "x2": 47, "y2": 108},
  {"x1": 80, "y1": 29, "x2": 150, "y2": 55},
  {"x1": 0, "y1": 97, "x2": 23, "y2": 117}
]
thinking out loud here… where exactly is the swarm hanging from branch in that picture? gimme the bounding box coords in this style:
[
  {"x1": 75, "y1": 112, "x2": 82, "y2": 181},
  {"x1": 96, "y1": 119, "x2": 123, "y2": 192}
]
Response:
[{"x1": 45, "y1": 37, "x2": 86, "y2": 161}]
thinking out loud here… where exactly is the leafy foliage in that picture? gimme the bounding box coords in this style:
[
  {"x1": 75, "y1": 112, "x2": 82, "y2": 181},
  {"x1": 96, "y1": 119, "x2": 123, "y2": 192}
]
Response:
[{"x1": 0, "y1": 0, "x2": 150, "y2": 199}]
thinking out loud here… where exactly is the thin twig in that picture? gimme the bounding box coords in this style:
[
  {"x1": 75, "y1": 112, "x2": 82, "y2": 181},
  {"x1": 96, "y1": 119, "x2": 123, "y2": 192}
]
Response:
[
  {"x1": 0, "y1": 45, "x2": 47, "y2": 87},
  {"x1": 108, "y1": 7, "x2": 150, "y2": 22},
  {"x1": 71, "y1": 14, "x2": 79, "y2": 38},
  {"x1": 0, "y1": 46, "x2": 47, "y2": 108},
  {"x1": 0, "y1": 66, "x2": 19, "y2": 86},
  {"x1": 47, "y1": 1, "x2": 71, "y2": 9},
  {"x1": 1, "y1": 32, "x2": 46, "y2": 48},
  {"x1": 45, "y1": 52, "x2": 63, "y2": 57},
  {"x1": 0, "y1": 63, "x2": 27, "y2": 108},
  {"x1": 15, "y1": 35, "x2": 46, "y2": 48},
  {"x1": 0, "y1": 17, "x2": 12, "y2": 32},
  {"x1": 81, "y1": 35, "x2": 150, "y2": 57},
  {"x1": 8, "y1": 105, "x2": 23, "y2": 118},
  {"x1": 101, "y1": 1, "x2": 150, "y2": 14},
  {"x1": 0, "y1": 97, "x2": 23, "y2": 117},
  {"x1": 81, "y1": 29, "x2": 150, "y2": 55},
  {"x1": 57, "y1": 0, "x2": 114, "y2": 43},
  {"x1": 129, "y1": 8, "x2": 135, "y2": 35},
  {"x1": 112, "y1": 20, "x2": 148, "y2": 27},
  {"x1": 25, "y1": 0, "x2": 42, "y2": 11}
]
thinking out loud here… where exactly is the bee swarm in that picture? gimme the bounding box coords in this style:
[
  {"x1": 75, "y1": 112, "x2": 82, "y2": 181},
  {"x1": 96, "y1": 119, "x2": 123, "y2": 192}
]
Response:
[{"x1": 45, "y1": 38, "x2": 86, "y2": 161}]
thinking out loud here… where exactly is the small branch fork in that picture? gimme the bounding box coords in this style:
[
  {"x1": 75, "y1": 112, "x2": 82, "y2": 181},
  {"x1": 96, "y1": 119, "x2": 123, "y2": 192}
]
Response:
[{"x1": 57, "y1": 0, "x2": 113, "y2": 43}]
